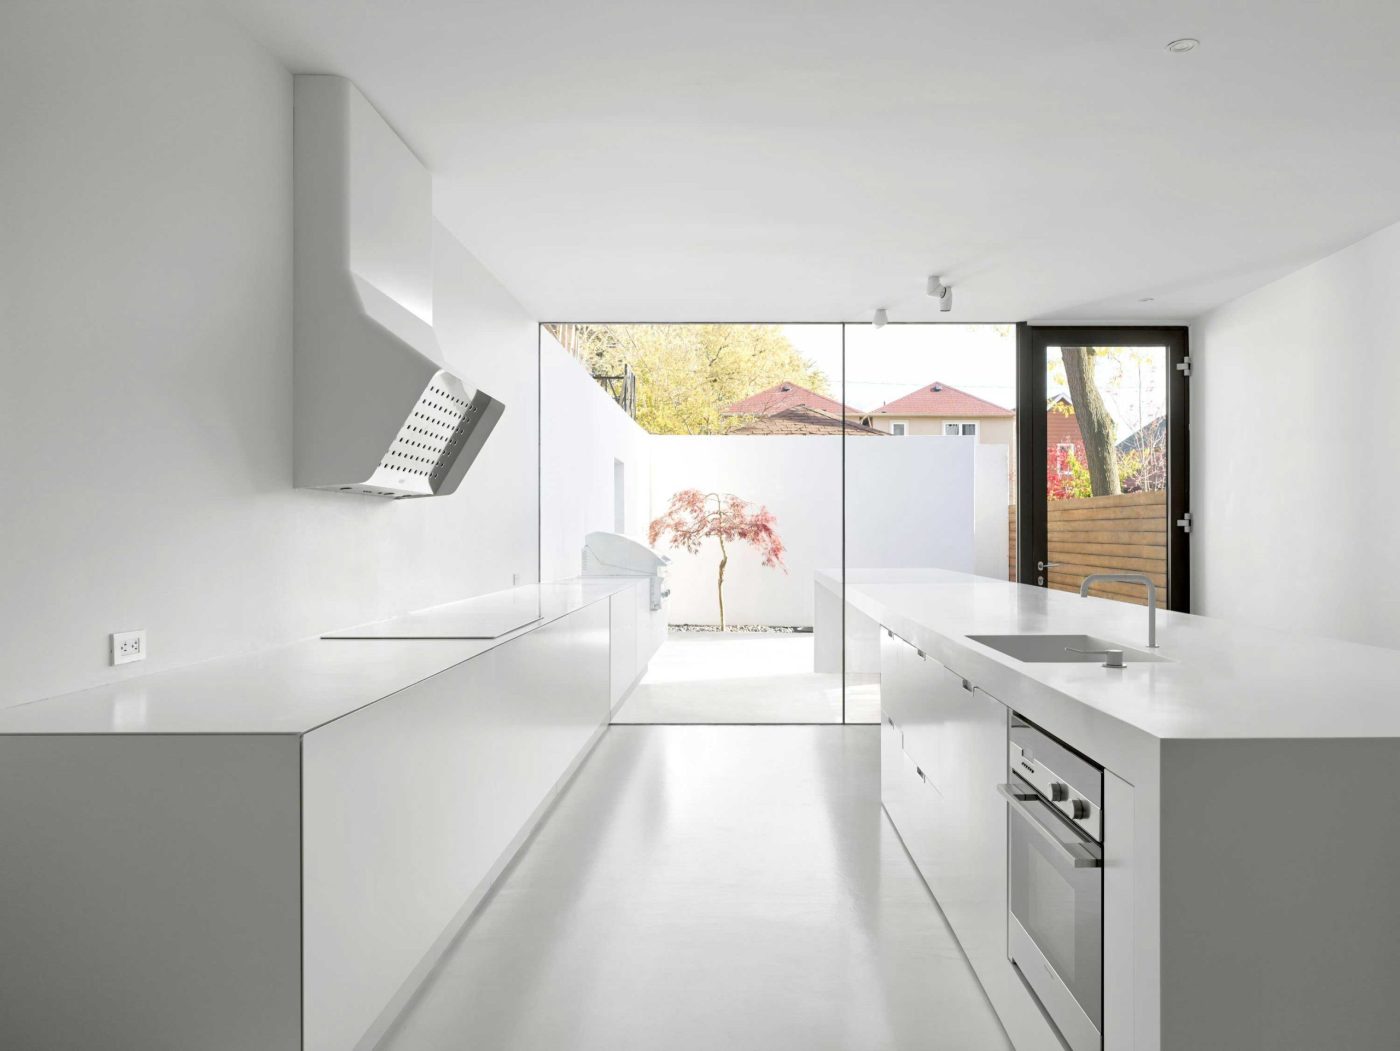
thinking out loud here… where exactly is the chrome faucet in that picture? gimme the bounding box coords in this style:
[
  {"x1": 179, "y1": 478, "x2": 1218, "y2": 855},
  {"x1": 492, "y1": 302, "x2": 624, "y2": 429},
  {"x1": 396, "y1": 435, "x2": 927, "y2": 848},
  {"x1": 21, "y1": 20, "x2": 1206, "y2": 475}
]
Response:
[{"x1": 1079, "y1": 572, "x2": 1158, "y2": 648}]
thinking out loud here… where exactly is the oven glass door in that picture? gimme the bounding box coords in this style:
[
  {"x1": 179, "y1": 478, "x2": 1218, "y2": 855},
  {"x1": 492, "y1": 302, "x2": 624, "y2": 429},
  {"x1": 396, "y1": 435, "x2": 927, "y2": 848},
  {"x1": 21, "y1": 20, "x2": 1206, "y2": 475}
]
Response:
[{"x1": 1007, "y1": 786, "x2": 1103, "y2": 1033}]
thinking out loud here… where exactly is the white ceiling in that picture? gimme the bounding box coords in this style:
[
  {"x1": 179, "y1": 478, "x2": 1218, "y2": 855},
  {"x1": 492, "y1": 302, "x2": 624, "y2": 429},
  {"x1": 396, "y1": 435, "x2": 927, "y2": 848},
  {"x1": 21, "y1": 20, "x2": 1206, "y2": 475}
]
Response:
[{"x1": 214, "y1": 0, "x2": 1400, "y2": 322}]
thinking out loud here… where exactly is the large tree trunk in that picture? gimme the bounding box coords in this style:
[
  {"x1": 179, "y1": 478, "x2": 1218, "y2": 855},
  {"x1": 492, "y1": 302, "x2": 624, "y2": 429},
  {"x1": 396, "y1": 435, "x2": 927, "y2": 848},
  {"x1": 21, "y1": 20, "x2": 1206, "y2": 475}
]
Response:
[{"x1": 1061, "y1": 348, "x2": 1121, "y2": 497}]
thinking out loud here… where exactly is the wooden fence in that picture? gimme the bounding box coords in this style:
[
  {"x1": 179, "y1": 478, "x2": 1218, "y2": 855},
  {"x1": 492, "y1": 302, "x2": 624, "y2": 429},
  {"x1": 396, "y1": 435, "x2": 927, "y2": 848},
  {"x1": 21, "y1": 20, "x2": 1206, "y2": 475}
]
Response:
[{"x1": 1008, "y1": 491, "x2": 1166, "y2": 605}]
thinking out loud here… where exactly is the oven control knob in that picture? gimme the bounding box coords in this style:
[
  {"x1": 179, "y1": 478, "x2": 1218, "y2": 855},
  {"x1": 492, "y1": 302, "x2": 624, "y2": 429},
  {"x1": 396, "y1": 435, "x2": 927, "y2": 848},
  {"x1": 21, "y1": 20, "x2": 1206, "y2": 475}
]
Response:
[
  {"x1": 1050, "y1": 782, "x2": 1069, "y2": 802},
  {"x1": 1071, "y1": 799, "x2": 1091, "y2": 820}
]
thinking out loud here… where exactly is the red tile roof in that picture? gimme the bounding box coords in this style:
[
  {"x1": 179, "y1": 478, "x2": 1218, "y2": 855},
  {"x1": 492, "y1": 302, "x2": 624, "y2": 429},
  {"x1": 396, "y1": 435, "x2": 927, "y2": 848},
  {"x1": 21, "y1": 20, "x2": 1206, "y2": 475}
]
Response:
[
  {"x1": 721, "y1": 381, "x2": 855, "y2": 417},
  {"x1": 729, "y1": 406, "x2": 885, "y2": 436},
  {"x1": 871, "y1": 381, "x2": 1014, "y2": 418}
]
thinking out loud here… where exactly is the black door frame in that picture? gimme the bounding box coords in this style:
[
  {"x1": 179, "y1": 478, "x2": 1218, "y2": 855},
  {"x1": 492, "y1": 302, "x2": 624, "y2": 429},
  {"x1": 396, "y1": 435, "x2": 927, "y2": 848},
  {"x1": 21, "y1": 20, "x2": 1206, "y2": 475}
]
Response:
[{"x1": 1016, "y1": 324, "x2": 1190, "y2": 612}]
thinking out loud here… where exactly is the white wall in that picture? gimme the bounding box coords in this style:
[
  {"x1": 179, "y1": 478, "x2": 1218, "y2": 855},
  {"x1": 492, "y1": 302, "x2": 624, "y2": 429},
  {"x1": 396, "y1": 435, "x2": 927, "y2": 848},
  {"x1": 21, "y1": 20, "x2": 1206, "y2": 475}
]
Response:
[
  {"x1": 0, "y1": 2, "x2": 539, "y2": 707},
  {"x1": 650, "y1": 437, "x2": 842, "y2": 627},
  {"x1": 651, "y1": 436, "x2": 994, "y2": 627},
  {"x1": 1192, "y1": 217, "x2": 1400, "y2": 645},
  {"x1": 539, "y1": 330, "x2": 653, "y2": 580},
  {"x1": 972, "y1": 443, "x2": 1011, "y2": 579}
]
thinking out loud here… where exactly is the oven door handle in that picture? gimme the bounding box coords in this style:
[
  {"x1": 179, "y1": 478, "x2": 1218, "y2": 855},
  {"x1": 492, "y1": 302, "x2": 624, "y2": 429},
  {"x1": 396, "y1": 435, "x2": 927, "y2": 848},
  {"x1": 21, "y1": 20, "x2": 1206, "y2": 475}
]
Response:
[{"x1": 997, "y1": 783, "x2": 1103, "y2": 869}]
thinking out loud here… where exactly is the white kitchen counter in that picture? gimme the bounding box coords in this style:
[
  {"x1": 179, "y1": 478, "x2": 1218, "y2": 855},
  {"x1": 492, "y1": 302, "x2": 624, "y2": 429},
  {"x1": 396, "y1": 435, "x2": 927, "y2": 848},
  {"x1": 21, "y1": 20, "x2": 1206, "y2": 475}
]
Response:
[
  {"x1": 0, "y1": 579, "x2": 640, "y2": 736},
  {"x1": 826, "y1": 567, "x2": 1400, "y2": 1051},
  {"x1": 0, "y1": 575, "x2": 656, "y2": 1051},
  {"x1": 822, "y1": 567, "x2": 1400, "y2": 784}
]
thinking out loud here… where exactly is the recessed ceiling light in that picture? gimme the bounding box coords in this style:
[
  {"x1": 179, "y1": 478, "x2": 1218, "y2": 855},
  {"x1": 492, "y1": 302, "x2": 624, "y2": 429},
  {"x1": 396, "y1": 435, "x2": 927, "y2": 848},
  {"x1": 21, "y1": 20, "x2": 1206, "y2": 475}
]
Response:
[
  {"x1": 1139, "y1": 297, "x2": 1156, "y2": 302},
  {"x1": 1166, "y1": 38, "x2": 1199, "y2": 53}
]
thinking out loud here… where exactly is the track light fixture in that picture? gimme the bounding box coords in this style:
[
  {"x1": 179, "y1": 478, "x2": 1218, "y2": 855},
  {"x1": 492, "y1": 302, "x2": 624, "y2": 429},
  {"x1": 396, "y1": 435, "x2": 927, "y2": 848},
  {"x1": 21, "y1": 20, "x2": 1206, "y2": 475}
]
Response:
[
  {"x1": 873, "y1": 308, "x2": 888, "y2": 328},
  {"x1": 927, "y1": 275, "x2": 953, "y2": 312}
]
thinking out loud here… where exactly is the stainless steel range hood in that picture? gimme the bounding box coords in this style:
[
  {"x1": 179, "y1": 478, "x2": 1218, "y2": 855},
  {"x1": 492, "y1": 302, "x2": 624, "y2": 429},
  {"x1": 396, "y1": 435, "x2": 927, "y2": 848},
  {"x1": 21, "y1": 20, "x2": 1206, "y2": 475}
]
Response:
[{"x1": 293, "y1": 75, "x2": 503, "y2": 498}]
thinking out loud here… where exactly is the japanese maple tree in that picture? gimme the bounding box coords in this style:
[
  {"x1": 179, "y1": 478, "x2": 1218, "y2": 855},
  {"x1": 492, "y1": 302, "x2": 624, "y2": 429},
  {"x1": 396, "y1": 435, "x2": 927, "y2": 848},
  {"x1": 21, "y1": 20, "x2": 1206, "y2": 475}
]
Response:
[{"x1": 648, "y1": 489, "x2": 786, "y2": 630}]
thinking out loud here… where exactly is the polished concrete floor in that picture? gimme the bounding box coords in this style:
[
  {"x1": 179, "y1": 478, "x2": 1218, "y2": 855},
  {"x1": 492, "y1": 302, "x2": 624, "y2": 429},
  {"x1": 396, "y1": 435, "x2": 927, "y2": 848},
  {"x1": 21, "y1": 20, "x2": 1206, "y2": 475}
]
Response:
[
  {"x1": 612, "y1": 632, "x2": 881, "y2": 724},
  {"x1": 380, "y1": 726, "x2": 1012, "y2": 1051}
]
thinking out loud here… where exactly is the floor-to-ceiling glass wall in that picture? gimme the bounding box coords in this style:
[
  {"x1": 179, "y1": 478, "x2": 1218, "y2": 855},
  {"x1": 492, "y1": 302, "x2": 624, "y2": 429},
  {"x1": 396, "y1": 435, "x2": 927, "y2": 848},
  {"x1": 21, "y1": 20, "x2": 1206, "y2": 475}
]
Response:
[
  {"x1": 840, "y1": 324, "x2": 1019, "y2": 722},
  {"x1": 542, "y1": 323, "x2": 849, "y2": 723},
  {"x1": 540, "y1": 321, "x2": 1018, "y2": 724}
]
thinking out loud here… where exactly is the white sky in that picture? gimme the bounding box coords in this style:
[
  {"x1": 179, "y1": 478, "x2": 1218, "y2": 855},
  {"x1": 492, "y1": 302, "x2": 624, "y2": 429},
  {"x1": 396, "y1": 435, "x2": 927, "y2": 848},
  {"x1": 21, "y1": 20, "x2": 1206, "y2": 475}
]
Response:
[
  {"x1": 781, "y1": 324, "x2": 1165, "y2": 441},
  {"x1": 782, "y1": 324, "x2": 1017, "y2": 414}
]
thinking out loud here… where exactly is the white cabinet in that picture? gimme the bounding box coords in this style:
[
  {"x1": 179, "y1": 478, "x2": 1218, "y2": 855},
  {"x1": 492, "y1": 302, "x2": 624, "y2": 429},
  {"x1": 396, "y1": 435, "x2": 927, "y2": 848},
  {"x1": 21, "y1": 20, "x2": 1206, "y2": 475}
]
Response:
[
  {"x1": 880, "y1": 629, "x2": 1003, "y2": 908},
  {"x1": 302, "y1": 600, "x2": 610, "y2": 1051},
  {"x1": 637, "y1": 581, "x2": 664, "y2": 674},
  {"x1": 608, "y1": 580, "x2": 664, "y2": 711},
  {"x1": 928, "y1": 682, "x2": 1010, "y2": 969},
  {"x1": 0, "y1": 735, "x2": 303, "y2": 1051},
  {"x1": 879, "y1": 628, "x2": 1063, "y2": 1051},
  {"x1": 0, "y1": 594, "x2": 617, "y2": 1051},
  {"x1": 610, "y1": 586, "x2": 640, "y2": 708},
  {"x1": 879, "y1": 630, "x2": 957, "y2": 888}
]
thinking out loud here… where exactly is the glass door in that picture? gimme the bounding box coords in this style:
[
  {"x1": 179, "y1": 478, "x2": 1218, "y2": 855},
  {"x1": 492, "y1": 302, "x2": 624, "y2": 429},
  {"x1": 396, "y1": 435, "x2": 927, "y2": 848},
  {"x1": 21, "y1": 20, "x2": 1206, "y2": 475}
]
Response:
[{"x1": 1018, "y1": 327, "x2": 1189, "y2": 611}]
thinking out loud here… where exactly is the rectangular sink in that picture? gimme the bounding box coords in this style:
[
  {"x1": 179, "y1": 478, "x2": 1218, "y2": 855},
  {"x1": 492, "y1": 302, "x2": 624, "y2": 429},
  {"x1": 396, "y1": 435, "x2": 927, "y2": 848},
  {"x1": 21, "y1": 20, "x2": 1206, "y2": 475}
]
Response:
[{"x1": 967, "y1": 634, "x2": 1166, "y2": 664}]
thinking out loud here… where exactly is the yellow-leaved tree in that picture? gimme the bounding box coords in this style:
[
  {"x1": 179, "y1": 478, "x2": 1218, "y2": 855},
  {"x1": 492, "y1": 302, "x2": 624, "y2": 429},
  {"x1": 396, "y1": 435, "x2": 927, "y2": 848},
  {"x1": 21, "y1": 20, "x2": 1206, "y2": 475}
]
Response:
[{"x1": 547, "y1": 324, "x2": 830, "y2": 435}]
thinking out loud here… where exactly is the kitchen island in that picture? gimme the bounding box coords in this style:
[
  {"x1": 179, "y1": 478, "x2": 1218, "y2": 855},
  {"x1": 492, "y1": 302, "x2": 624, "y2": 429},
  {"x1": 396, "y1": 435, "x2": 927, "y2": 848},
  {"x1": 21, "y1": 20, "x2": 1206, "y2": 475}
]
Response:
[
  {"x1": 0, "y1": 578, "x2": 660, "y2": 1051},
  {"x1": 817, "y1": 568, "x2": 1400, "y2": 1051}
]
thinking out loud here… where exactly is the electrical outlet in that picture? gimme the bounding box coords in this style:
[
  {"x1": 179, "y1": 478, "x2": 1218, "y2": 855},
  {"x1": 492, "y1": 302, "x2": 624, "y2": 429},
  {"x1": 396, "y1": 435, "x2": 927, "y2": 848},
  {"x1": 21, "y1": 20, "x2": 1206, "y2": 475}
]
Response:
[{"x1": 111, "y1": 630, "x2": 146, "y2": 666}]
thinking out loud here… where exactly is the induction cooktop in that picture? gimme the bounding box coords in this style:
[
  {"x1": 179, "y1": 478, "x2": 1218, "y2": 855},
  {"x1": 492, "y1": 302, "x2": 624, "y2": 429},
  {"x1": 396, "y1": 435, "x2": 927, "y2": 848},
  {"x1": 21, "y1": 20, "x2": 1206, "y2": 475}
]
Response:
[{"x1": 321, "y1": 589, "x2": 544, "y2": 640}]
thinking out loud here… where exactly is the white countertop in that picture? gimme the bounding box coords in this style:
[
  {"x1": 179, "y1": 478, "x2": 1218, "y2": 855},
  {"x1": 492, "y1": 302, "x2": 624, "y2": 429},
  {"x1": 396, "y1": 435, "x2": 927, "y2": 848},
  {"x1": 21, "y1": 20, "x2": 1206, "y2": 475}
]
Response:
[
  {"x1": 321, "y1": 586, "x2": 552, "y2": 639},
  {"x1": 0, "y1": 579, "x2": 643, "y2": 736},
  {"x1": 826, "y1": 568, "x2": 1400, "y2": 758}
]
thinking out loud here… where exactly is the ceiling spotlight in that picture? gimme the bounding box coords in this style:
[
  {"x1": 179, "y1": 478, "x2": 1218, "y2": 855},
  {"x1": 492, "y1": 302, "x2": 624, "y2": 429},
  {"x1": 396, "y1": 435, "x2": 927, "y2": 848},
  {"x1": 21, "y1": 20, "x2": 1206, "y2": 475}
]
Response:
[
  {"x1": 1139, "y1": 296, "x2": 1156, "y2": 303},
  {"x1": 873, "y1": 308, "x2": 888, "y2": 328},
  {"x1": 1166, "y1": 38, "x2": 1199, "y2": 53},
  {"x1": 927, "y1": 275, "x2": 953, "y2": 313}
]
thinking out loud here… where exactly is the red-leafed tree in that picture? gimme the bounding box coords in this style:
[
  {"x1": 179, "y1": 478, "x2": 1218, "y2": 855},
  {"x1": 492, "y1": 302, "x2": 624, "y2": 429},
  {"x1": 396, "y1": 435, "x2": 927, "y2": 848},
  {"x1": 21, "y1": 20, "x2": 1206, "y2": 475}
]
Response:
[
  {"x1": 649, "y1": 489, "x2": 787, "y2": 630},
  {"x1": 1047, "y1": 443, "x2": 1091, "y2": 500}
]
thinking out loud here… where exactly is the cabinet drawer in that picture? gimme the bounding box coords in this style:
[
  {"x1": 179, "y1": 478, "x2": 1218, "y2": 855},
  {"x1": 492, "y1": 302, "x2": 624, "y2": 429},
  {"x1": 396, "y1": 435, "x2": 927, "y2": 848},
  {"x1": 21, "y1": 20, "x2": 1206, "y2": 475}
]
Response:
[
  {"x1": 881, "y1": 711, "x2": 944, "y2": 886},
  {"x1": 903, "y1": 665, "x2": 974, "y2": 790}
]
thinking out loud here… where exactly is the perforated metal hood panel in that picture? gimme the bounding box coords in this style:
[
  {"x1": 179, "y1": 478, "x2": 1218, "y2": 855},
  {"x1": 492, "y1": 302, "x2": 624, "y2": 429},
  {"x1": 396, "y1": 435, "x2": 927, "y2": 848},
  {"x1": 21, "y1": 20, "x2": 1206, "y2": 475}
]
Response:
[{"x1": 349, "y1": 373, "x2": 504, "y2": 498}]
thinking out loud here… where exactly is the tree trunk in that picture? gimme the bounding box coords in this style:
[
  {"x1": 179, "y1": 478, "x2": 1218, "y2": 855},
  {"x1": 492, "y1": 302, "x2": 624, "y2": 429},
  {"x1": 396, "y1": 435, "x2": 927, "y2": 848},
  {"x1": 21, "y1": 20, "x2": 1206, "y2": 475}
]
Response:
[
  {"x1": 716, "y1": 539, "x2": 728, "y2": 631},
  {"x1": 1061, "y1": 348, "x2": 1121, "y2": 497}
]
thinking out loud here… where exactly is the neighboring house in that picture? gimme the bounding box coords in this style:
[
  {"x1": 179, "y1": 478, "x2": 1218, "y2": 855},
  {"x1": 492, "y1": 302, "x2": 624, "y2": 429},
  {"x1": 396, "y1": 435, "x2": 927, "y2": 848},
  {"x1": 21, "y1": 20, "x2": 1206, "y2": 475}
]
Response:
[
  {"x1": 1046, "y1": 393, "x2": 1087, "y2": 477},
  {"x1": 1117, "y1": 415, "x2": 1166, "y2": 456},
  {"x1": 721, "y1": 381, "x2": 858, "y2": 419},
  {"x1": 728, "y1": 405, "x2": 885, "y2": 436},
  {"x1": 858, "y1": 381, "x2": 1015, "y2": 448},
  {"x1": 1046, "y1": 398, "x2": 1167, "y2": 492},
  {"x1": 1116, "y1": 415, "x2": 1167, "y2": 492}
]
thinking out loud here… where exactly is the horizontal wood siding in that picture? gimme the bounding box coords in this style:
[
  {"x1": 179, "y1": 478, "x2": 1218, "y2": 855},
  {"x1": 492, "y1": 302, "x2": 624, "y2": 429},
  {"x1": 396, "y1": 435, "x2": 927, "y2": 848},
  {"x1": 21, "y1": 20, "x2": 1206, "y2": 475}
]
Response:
[
  {"x1": 1007, "y1": 504, "x2": 1017, "y2": 581},
  {"x1": 1010, "y1": 491, "x2": 1167, "y2": 605}
]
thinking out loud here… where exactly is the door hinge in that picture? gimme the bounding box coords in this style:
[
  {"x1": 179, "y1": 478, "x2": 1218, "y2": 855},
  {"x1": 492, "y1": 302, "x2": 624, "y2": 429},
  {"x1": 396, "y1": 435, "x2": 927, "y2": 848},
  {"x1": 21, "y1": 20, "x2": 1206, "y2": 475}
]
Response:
[
  {"x1": 1176, "y1": 355, "x2": 1192, "y2": 378},
  {"x1": 1177, "y1": 511, "x2": 1193, "y2": 534}
]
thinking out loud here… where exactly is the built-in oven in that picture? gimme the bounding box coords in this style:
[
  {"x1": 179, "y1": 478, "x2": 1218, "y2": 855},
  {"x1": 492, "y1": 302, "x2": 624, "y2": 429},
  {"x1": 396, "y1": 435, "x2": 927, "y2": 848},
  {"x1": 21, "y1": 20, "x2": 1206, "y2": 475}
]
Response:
[{"x1": 998, "y1": 715, "x2": 1103, "y2": 1051}]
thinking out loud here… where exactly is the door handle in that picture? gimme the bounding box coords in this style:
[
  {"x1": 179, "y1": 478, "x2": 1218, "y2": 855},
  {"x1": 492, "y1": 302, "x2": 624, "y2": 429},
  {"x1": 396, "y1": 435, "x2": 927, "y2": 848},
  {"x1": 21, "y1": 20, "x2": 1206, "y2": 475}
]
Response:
[
  {"x1": 1037, "y1": 561, "x2": 1062, "y2": 571},
  {"x1": 997, "y1": 783, "x2": 1102, "y2": 868}
]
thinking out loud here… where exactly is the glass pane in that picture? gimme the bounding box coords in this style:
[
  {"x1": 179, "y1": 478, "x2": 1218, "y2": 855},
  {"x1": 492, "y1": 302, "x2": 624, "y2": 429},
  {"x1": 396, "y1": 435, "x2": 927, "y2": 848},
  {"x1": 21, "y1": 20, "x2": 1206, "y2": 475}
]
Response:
[
  {"x1": 541, "y1": 323, "x2": 848, "y2": 723},
  {"x1": 844, "y1": 324, "x2": 1018, "y2": 723},
  {"x1": 1044, "y1": 345, "x2": 1168, "y2": 605}
]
